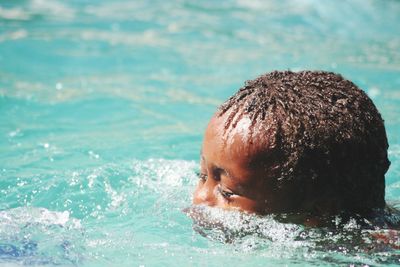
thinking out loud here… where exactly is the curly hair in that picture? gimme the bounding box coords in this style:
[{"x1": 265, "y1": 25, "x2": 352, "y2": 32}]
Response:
[{"x1": 217, "y1": 70, "x2": 390, "y2": 213}]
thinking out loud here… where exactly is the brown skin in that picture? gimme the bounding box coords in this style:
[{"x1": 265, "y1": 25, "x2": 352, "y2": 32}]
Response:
[{"x1": 193, "y1": 113, "x2": 298, "y2": 214}]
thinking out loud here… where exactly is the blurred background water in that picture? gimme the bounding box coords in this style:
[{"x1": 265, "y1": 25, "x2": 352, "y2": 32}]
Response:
[{"x1": 1, "y1": 0, "x2": 400, "y2": 266}]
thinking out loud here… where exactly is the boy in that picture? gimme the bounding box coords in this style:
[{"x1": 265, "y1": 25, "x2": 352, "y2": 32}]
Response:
[{"x1": 193, "y1": 71, "x2": 390, "y2": 222}]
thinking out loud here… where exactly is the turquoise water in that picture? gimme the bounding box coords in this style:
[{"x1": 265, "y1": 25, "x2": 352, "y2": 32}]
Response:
[{"x1": 1, "y1": 0, "x2": 400, "y2": 266}]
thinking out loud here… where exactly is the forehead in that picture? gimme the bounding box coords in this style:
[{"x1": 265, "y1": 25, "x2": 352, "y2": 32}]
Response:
[{"x1": 203, "y1": 113, "x2": 278, "y2": 170}]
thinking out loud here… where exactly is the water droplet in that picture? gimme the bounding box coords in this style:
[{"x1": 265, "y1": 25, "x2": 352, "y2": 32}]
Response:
[
  {"x1": 8, "y1": 129, "x2": 21, "y2": 137},
  {"x1": 88, "y1": 150, "x2": 100, "y2": 159},
  {"x1": 56, "y1": 82, "x2": 63, "y2": 90},
  {"x1": 368, "y1": 87, "x2": 380, "y2": 98}
]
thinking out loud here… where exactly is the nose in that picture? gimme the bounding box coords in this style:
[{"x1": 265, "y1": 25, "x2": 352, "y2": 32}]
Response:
[{"x1": 193, "y1": 181, "x2": 217, "y2": 207}]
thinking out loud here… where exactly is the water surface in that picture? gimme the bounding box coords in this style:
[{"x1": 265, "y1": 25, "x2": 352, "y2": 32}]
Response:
[{"x1": 1, "y1": 0, "x2": 400, "y2": 266}]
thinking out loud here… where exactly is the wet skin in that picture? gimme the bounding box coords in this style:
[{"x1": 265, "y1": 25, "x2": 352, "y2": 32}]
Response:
[{"x1": 193, "y1": 114, "x2": 297, "y2": 214}]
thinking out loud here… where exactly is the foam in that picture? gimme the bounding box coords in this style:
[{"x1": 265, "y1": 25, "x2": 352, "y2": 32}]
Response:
[{"x1": 0, "y1": 207, "x2": 81, "y2": 229}]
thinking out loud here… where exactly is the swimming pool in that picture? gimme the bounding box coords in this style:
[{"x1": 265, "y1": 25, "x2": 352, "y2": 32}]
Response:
[{"x1": 1, "y1": 0, "x2": 400, "y2": 266}]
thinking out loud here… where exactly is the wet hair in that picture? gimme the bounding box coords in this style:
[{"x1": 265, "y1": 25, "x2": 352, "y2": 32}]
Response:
[{"x1": 218, "y1": 70, "x2": 390, "y2": 214}]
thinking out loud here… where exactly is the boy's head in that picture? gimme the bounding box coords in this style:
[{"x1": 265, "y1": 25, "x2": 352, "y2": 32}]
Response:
[{"x1": 193, "y1": 71, "x2": 390, "y2": 216}]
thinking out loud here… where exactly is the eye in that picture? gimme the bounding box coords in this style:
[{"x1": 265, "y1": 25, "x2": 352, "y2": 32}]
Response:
[
  {"x1": 197, "y1": 172, "x2": 207, "y2": 182},
  {"x1": 217, "y1": 185, "x2": 234, "y2": 199}
]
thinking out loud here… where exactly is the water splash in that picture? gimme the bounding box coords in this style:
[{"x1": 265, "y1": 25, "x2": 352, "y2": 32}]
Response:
[
  {"x1": 1, "y1": 158, "x2": 400, "y2": 266},
  {"x1": 0, "y1": 207, "x2": 83, "y2": 266},
  {"x1": 185, "y1": 205, "x2": 400, "y2": 265}
]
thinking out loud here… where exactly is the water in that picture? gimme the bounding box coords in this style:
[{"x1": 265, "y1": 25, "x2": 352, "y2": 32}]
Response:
[{"x1": 1, "y1": 0, "x2": 400, "y2": 266}]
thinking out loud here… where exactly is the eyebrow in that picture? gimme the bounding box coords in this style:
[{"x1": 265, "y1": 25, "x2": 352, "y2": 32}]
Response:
[
  {"x1": 219, "y1": 167, "x2": 236, "y2": 181},
  {"x1": 200, "y1": 153, "x2": 237, "y2": 181}
]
